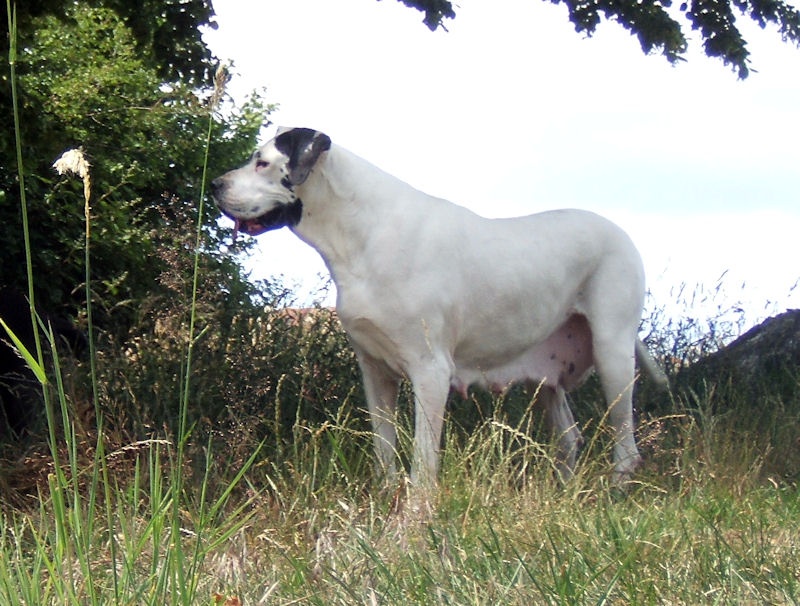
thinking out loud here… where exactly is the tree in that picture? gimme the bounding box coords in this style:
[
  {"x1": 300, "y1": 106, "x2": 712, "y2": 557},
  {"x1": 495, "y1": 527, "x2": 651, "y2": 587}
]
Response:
[
  {"x1": 1, "y1": 0, "x2": 215, "y2": 86},
  {"x1": 1, "y1": 1, "x2": 269, "y2": 329},
  {"x1": 395, "y1": 0, "x2": 800, "y2": 77}
]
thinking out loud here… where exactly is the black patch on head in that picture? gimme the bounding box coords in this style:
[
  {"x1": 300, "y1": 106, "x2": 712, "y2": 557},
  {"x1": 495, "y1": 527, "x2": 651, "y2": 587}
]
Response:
[
  {"x1": 274, "y1": 128, "x2": 318, "y2": 155},
  {"x1": 274, "y1": 128, "x2": 332, "y2": 185}
]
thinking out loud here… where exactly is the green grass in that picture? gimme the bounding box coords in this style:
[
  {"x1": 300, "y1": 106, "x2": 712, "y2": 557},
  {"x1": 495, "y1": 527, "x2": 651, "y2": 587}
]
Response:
[{"x1": 2, "y1": 389, "x2": 798, "y2": 605}]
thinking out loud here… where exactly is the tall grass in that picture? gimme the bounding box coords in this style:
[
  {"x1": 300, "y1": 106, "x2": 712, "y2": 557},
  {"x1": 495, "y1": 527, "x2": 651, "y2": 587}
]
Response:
[
  {"x1": 1, "y1": 389, "x2": 799, "y2": 604},
  {"x1": 2, "y1": 5, "x2": 262, "y2": 602},
  {"x1": 94, "y1": 389, "x2": 792, "y2": 606}
]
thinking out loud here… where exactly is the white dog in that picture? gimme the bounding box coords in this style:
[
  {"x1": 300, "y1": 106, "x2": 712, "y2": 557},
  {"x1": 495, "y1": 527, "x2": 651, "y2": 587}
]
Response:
[{"x1": 211, "y1": 127, "x2": 665, "y2": 487}]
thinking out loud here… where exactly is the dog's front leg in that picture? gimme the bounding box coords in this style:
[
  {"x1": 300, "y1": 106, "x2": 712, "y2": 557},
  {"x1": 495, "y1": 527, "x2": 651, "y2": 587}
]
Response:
[
  {"x1": 408, "y1": 362, "x2": 451, "y2": 488},
  {"x1": 356, "y1": 351, "x2": 401, "y2": 481}
]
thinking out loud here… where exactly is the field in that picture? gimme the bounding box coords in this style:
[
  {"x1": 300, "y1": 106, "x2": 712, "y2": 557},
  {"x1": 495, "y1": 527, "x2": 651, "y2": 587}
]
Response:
[{"x1": 0, "y1": 301, "x2": 798, "y2": 606}]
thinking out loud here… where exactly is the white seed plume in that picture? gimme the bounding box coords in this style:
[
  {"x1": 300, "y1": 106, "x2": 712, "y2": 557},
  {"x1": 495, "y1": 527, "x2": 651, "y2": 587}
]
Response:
[
  {"x1": 210, "y1": 63, "x2": 230, "y2": 110},
  {"x1": 53, "y1": 148, "x2": 92, "y2": 203},
  {"x1": 53, "y1": 148, "x2": 90, "y2": 179}
]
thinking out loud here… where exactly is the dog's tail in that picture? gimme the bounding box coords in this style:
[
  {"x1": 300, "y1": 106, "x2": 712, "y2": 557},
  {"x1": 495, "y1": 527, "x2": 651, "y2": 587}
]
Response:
[{"x1": 635, "y1": 339, "x2": 669, "y2": 387}]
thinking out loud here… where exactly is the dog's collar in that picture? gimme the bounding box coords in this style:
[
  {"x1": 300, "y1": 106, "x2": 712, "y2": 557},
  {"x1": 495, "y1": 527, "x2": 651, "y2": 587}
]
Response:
[{"x1": 233, "y1": 198, "x2": 303, "y2": 237}]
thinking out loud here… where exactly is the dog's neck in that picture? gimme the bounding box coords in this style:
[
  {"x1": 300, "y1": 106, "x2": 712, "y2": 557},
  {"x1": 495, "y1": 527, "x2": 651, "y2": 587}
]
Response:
[{"x1": 290, "y1": 144, "x2": 424, "y2": 282}]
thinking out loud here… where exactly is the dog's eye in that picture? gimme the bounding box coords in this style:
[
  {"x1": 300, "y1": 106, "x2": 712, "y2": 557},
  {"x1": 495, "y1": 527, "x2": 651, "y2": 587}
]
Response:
[{"x1": 256, "y1": 159, "x2": 270, "y2": 170}]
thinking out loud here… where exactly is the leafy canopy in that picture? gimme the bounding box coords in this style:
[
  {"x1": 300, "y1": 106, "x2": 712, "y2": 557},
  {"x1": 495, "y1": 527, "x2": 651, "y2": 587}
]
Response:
[
  {"x1": 396, "y1": 0, "x2": 800, "y2": 77},
  {"x1": 1, "y1": 1, "x2": 270, "y2": 328}
]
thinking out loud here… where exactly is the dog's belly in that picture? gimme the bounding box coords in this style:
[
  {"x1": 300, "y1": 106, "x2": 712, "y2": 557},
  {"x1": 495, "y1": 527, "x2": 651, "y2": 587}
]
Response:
[{"x1": 450, "y1": 314, "x2": 594, "y2": 396}]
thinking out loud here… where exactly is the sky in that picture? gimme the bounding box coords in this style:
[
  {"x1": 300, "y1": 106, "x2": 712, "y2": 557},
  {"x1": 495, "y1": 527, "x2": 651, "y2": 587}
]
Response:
[{"x1": 203, "y1": 0, "x2": 800, "y2": 331}]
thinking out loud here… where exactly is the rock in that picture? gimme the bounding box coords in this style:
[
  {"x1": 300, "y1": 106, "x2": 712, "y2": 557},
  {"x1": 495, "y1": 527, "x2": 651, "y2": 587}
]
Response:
[{"x1": 678, "y1": 309, "x2": 800, "y2": 402}]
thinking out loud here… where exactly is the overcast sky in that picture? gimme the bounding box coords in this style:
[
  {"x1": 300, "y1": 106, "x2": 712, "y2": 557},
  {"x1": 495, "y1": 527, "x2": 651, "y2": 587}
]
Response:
[{"x1": 203, "y1": 0, "x2": 800, "y2": 329}]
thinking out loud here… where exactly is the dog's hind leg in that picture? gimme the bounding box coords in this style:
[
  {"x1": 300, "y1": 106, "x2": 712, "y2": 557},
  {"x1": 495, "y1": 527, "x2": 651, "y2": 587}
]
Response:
[
  {"x1": 591, "y1": 332, "x2": 642, "y2": 484},
  {"x1": 540, "y1": 385, "x2": 584, "y2": 481},
  {"x1": 357, "y1": 352, "x2": 401, "y2": 480}
]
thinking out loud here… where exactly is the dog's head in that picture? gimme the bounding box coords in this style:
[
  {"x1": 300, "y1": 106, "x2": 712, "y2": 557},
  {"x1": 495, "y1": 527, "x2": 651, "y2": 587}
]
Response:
[{"x1": 211, "y1": 127, "x2": 331, "y2": 236}]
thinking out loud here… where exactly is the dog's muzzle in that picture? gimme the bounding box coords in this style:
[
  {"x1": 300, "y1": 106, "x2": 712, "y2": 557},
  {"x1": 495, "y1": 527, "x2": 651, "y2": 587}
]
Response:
[{"x1": 210, "y1": 178, "x2": 303, "y2": 237}]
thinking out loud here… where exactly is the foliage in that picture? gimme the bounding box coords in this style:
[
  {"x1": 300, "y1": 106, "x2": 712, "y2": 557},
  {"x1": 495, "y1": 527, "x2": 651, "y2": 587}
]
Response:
[
  {"x1": 395, "y1": 0, "x2": 456, "y2": 29},
  {"x1": 93, "y1": 204, "x2": 363, "y2": 454},
  {"x1": 0, "y1": 1, "x2": 269, "y2": 332},
  {"x1": 0, "y1": 0, "x2": 215, "y2": 86},
  {"x1": 396, "y1": 0, "x2": 800, "y2": 77}
]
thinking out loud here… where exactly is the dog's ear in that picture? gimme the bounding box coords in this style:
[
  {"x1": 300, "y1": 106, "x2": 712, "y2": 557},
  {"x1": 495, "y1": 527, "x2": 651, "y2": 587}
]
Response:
[{"x1": 274, "y1": 128, "x2": 332, "y2": 186}]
